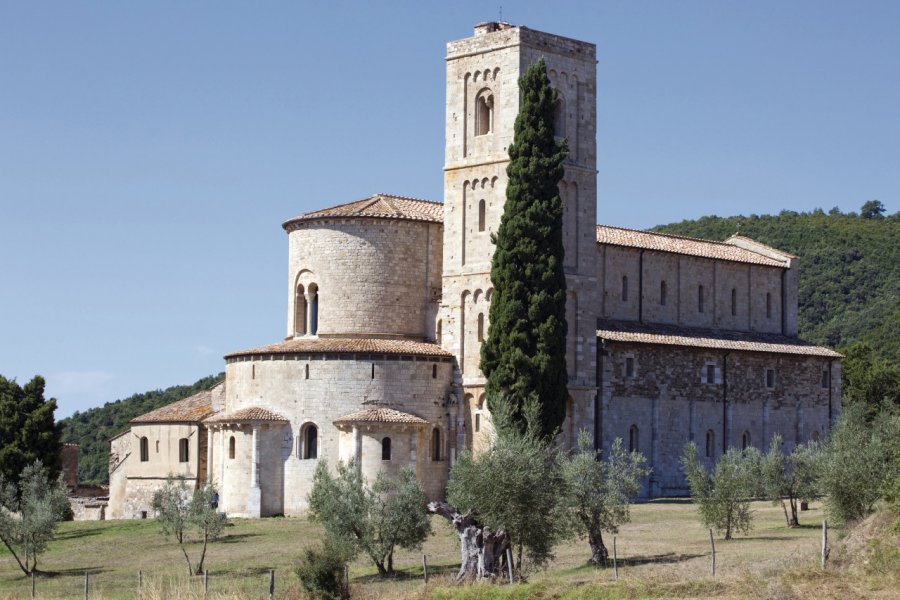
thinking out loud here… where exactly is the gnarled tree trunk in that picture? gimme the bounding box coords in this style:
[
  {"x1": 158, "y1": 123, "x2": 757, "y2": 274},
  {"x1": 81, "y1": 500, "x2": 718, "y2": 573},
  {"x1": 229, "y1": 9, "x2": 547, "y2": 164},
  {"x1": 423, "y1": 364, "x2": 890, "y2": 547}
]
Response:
[
  {"x1": 428, "y1": 501, "x2": 511, "y2": 582},
  {"x1": 588, "y1": 529, "x2": 608, "y2": 566}
]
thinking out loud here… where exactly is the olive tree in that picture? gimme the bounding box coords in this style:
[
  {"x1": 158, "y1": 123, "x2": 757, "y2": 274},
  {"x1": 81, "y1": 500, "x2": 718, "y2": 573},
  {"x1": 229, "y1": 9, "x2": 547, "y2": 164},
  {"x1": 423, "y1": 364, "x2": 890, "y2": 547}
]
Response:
[
  {"x1": 760, "y1": 434, "x2": 823, "y2": 527},
  {"x1": 151, "y1": 477, "x2": 226, "y2": 576},
  {"x1": 564, "y1": 432, "x2": 649, "y2": 565},
  {"x1": 0, "y1": 460, "x2": 70, "y2": 575},
  {"x1": 307, "y1": 461, "x2": 431, "y2": 577},
  {"x1": 681, "y1": 443, "x2": 761, "y2": 540}
]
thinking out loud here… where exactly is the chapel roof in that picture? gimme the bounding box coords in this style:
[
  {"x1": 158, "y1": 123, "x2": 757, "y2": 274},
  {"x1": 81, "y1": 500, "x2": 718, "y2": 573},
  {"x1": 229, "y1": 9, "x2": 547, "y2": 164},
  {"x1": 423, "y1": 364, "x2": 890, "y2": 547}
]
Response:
[
  {"x1": 130, "y1": 383, "x2": 223, "y2": 424},
  {"x1": 224, "y1": 337, "x2": 452, "y2": 360},
  {"x1": 595, "y1": 225, "x2": 789, "y2": 268},
  {"x1": 205, "y1": 406, "x2": 288, "y2": 423},
  {"x1": 283, "y1": 194, "x2": 443, "y2": 230},
  {"x1": 597, "y1": 320, "x2": 842, "y2": 358},
  {"x1": 333, "y1": 407, "x2": 430, "y2": 426}
]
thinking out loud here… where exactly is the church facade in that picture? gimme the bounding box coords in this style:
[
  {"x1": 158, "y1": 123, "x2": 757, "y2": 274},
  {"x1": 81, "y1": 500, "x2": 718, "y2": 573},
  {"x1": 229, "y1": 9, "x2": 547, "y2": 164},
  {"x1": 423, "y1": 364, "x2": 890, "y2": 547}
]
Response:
[{"x1": 107, "y1": 22, "x2": 841, "y2": 519}]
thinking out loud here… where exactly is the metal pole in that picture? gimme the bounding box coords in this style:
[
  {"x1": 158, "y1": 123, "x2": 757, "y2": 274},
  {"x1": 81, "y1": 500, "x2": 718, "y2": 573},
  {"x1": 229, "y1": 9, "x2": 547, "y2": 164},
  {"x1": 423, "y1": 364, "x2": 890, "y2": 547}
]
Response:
[
  {"x1": 613, "y1": 537, "x2": 618, "y2": 580},
  {"x1": 821, "y1": 520, "x2": 828, "y2": 569},
  {"x1": 268, "y1": 569, "x2": 274, "y2": 600},
  {"x1": 709, "y1": 529, "x2": 716, "y2": 576},
  {"x1": 422, "y1": 554, "x2": 428, "y2": 584}
]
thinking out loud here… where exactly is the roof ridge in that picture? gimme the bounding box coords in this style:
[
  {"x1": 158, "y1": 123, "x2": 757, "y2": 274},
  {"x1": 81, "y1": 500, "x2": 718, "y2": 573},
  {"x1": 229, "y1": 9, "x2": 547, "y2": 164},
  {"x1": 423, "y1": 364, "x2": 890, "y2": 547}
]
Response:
[{"x1": 374, "y1": 192, "x2": 443, "y2": 205}]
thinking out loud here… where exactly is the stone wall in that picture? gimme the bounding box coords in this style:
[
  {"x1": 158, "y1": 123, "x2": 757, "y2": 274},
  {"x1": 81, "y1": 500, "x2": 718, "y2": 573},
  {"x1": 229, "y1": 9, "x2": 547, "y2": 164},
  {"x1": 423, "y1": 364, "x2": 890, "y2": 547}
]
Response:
[
  {"x1": 598, "y1": 340, "x2": 841, "y2": 496},
  {"x1": 211, "y1": 353, "x2": 454, "y2": 517},
  {"x1": 286, "y1": 218, "x2": 443, "y2": 341}
]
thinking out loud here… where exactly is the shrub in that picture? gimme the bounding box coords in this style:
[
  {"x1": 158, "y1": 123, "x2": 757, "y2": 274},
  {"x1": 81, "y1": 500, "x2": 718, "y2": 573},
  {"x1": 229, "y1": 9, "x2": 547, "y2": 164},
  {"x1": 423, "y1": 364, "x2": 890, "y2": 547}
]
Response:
[{"x1": 296, "y1": 537, "x2": 351, "y2": 600}]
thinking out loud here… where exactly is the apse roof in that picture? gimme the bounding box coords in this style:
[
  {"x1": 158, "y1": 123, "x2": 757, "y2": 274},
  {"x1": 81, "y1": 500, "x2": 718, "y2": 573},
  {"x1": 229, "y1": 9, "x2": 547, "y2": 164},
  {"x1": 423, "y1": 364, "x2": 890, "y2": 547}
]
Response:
[
  {"x1": 333, "y1": 407, "x2": 430, "y2": 426},
  {"x1": 224, "y1": 337, "x2": 452, "y2": 360},
  {"x1": 283, "y1": 194, "x2": 443, "y2": 230}
]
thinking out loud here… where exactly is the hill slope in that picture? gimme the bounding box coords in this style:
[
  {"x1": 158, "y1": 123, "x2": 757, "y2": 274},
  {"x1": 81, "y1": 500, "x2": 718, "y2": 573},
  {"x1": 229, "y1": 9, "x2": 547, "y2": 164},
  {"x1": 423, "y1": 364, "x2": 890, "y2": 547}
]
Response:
[
  {"x1": 60, "y1": 373, "x2": 223, "y2": 484},
  {"x1": 653, "y1": 209, "x2": 900, "y2": 361}
]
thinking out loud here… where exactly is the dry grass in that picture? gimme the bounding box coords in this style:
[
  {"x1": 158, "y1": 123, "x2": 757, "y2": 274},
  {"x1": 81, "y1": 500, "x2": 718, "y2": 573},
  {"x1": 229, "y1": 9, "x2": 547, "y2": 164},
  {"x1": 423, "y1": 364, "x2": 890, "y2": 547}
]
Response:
[{"x1": 0, "y1": 500, "x2": 892, "y2": 599}]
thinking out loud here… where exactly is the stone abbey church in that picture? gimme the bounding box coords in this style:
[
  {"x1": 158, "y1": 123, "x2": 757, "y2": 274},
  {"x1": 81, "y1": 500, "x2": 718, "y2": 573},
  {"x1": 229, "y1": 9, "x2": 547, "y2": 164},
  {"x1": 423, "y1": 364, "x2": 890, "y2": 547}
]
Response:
[{"x1": 107, "y1": 23, "x2": 841, "y2": 519}]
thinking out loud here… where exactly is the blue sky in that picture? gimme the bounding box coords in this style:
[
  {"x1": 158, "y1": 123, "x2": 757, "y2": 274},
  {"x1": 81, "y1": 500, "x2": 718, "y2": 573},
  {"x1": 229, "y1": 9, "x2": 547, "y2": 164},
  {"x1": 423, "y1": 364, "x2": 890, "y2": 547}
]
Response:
[{"x1": 1, "y1": 1, "x2": 897, "y2": 417}]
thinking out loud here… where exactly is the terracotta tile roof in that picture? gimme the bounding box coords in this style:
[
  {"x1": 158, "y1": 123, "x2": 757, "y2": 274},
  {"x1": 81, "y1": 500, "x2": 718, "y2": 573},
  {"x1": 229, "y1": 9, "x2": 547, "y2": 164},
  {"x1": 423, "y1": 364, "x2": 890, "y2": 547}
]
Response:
[
  {"x1": 205, "y1": 406, "x2": 288, "y2": 423},
  {"x1": 131, "y1": 384, "x2": 223, "y2": 423},
  {"x1": 333, "y1": 407, "x2": 430, "y2": 426},
  {"x1": 596, "y1": 225, "x2": 788, "y2": 268},
  {"x1": 225, "y1": 337, "x2": 452, "y2": 359},
  {"x1": 597, "y1": 320, "x2": 842, "y2": 358},
  {"x1": 283, "y1": 194, "x2": 443, "y2": 230}
]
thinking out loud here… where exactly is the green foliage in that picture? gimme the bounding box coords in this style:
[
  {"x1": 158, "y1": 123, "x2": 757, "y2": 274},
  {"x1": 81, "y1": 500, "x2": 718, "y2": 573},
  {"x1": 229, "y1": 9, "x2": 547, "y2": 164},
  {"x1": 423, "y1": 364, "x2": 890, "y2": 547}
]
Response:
[
  {"x1": 295, "y1": 537, "x2": 351, "y2": 600},
  {"x1": 760, "y1": 434, "x2": 823, "y2": 527},
  {"x1": 681, "y1": 443, "x2": 761, "y2": 540},
  {"x1": 564, "y1": 432, "x2": 649, "y2": 564},
  {"x1": 481, "y1": 58, "x2": 569, "y2": 439},
  {"x1": 0, "y1": 460, "x2": 71, "y2": 575},
  {"x1": 861, "y1": 200, "x2": 886, "y2": 220},
  {"x1": 841, "y1": 342, "x2": 900, "y2": 412},
  {"x1": 151, "y1": 477, "x2": 227, "y2": 576},
  {"x1": 0, "y1": 376, "x2": 62, "y2": 485},
  {"x1": 447, "y1": 418, "x2": 570, "y2": 571},
  {"x1": 307, "y1": 461, "x2": 431, "y2": 577},
  {"x1": 60, "y1": 374, "x2": 223, "y2": 484},
  {"x1": 653, "y1": 205, "x2": 900, "y2": 363},
  {"x1": 821, "y1": 404, "x2": 900, "y2": 525}
]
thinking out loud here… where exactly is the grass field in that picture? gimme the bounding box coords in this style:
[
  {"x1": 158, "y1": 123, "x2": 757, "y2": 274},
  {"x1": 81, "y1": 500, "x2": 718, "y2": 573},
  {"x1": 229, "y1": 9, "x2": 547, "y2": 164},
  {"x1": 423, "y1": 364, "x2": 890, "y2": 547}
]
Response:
[{"x1": 0, "y1": 500, "x2": 894, "y2": 599}]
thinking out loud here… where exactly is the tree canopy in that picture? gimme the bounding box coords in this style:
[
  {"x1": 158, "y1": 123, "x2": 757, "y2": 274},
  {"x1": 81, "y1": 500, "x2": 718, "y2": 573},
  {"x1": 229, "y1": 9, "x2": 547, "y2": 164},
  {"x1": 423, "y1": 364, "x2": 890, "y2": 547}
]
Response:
[
  {"x1": 481, "y1": 58, "x2": 569, "y2": 438},
  {"x1": 0, "y1": 375, "x2": 62, "y2": 485}
]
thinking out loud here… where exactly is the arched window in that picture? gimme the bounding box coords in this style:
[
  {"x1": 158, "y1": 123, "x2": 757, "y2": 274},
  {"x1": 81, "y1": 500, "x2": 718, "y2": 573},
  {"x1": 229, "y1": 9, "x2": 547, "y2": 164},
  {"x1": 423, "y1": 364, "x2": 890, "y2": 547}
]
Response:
[
  {"x1": 140, "y1": 437, "x2": 149, "y2": 462},
  {"x1": 297, "y1": 285, "x2": 308, "y2": 335},
  {"x1": 228, "y1": 436, "x2": 236, "y2": 459},
  {"x1": 742, "y1": 431, "x2": 751, "y2": 450},
  {"x1": 552, "y1": 95, "x2": 565, "y2": 137},
  {"x1": 731, "y1": 288, "x2": 737, "y2": 316},
  {"x1": 698, "y1": 285, "x2": 705, "y2": 313},
  {"x1": 766, "y1": 292, "x2": 772, "y2": 318},
  {"x1": 475, "y1": 90, "x2": 493, "y2": 136},
  {"x1": 660, "y1": 281, "x2": 667, "y2": 306},
  {"x1": 178, "y1": 438, "x2": 189, "y2": 463},
  {"x1": 308, "y1": 283, "x2": 319, "y2": 335},
  {"x1": 628, "y1": 425, "x2": 639, "y2": 453},
  {"x1": 478, "y1": 200, "x2": 486, "y2": 232},
  {"x1": 431, "y1": 428, "x2": 441, "y2": 461},
  {"x1": 706, "y1": 429, "x2": 715, "y2": 458},
  {"x1": 622, "y1": 276, "x2": 628, "y2": 302},
  {"x1": 381, "y1": 437, "x2": 392, "y2": 461},
  {"x1": 302, "y1": 424, "x2": 318, "y2": 459},
  {"x1": 477, "y1": 313, "x2": 485, "y2": 342}
]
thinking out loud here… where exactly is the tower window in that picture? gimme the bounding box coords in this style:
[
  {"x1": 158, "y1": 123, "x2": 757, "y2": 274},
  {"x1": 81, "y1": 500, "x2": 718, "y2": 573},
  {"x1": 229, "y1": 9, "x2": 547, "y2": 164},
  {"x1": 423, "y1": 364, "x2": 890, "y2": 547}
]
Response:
[
  {"x1": 766, "y1": 369, "x2": 775, "y2": 389},
  {"x1": 432, "y1": 364, "x2": 437, "y2": 379},
  {"x1": 622, "y1": 276, "x2": 628, "y2": 302},
  {"x1": 742, "y1": 430, "x2": 751, "y2": 450},
  {"x1": 308, "y1": 283, "x2": 319, "y2": 335},
  {"x1": 625, "y1": 356, "x2": 635, "y2": 378},
  {"x1": 305, "y1": 364, "x2": 310, "y2": 380},
  {"x1": 731, "y1": 288, "x2": 737, "y2": 316},
  {"x1": 381, "y1": 437, "x2": 392, "y2": 461},
  {"x1": 706, "y1": 429, "x2": 715, "y2": 458},
  {"x1": 178, "y1": 438, "x2": 189, "y2": 463},
  {"x1": 302, "y1": 424, "x2": 318, "y2": 459},
  {"x1": 294, "y1": 283, "x2": 307, "y2": 336},
  {"x1": 698, "y1": 285, "x2": 705, "y2": 313},
  {"x1": 475, "y1": 91, "x2": 494, "y2": 136},
  {"x1": 552, "y1": 95, "x2": 565, "y2": 137},
  {"x1": 821, "y1": 369, "x2": 830, "y2": 389},
  {"x1": 478, "y1": 200, "x2": 486, "y2": 232},
  {"x1": 660, "y1": 281, "x2": 667, "y2": 306},
  {"x1": 228, "y1": 436, "x2": 235, "y2": 459},
  {"x1": 431, "y1": 428, "x2": 442, "y2": 461},
  {"x1": 139, "y1": 437, "x2": 149, "y2": 462},
  {"x1": 706, "y1": 364, "x2": 716, "y2": 384},
  {"x1": 477, "y1": 313, "x2": 485, "y2": 342},
  {"x1": 628, "y1": 425, "x2": 639, "y2": 453}
]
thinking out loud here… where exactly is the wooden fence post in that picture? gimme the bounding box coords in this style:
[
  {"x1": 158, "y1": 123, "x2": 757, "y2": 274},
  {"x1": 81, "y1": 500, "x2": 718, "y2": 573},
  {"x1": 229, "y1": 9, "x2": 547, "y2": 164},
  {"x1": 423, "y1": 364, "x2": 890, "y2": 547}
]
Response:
[
  {"x1": 709, "y1": 529, "x2": 716, "y2": 577},
  {"x1": 138, "y1": 570, "x2": 142, "y2": 598},
  {"x1": 84, "y1": 571, "x2": 89, "y2": 600},
  {"x1": 505, "y1": 548, "x2": 514, "y2": 584},
  {"x1": 613, "y1": 537, "x2": 618, "y2": 581},
  {"x1": 268, "y1": 569, "x2": 275, "y2": 600},
  {"x1": 204, "y1": 569, "x2": 209, "y2": 595},
  {"x1": 422, "y1": 554, "x2": 428, "y2": 584},
  {"x1": 821, "y1": 520, "x2": 828, "y2": 569},
  {"x1": 31, "y1": 571, "x2": 35, "y2": 599}
]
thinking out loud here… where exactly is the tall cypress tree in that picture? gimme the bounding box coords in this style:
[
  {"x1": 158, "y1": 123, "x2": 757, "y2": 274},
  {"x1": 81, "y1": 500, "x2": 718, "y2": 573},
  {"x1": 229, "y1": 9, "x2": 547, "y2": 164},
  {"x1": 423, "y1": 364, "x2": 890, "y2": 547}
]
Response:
[
  {"x1": 480, "y1": 59, "x2": 568, "y2": 438},
  {"x1": 0, "y1": 375, "x2": 62, "y2": 484}
]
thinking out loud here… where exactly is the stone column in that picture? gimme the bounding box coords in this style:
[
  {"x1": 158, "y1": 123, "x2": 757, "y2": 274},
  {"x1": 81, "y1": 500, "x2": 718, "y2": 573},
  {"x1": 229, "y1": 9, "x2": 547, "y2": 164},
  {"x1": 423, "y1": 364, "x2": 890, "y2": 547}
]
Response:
[
  {"x1": 352, "y1": 426, "x2": 362, "y2": 469},
  {"x1": 218, "y1": 427, "x2": 226, "y2": 495},
  {"x1": 305, "y1": 291, "x2": 317, "y2": 335},
  {"x1": 247, "y1": 423, "x2": 261, "y2": 517},
  {"x1": 206, "y1": 427, "x2": 214, "y2": 484}
]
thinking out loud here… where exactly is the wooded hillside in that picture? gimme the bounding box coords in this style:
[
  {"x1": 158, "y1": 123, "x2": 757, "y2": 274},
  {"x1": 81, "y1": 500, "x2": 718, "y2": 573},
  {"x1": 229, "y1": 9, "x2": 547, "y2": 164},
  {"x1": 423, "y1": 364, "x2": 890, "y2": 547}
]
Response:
[
  {"x1": 654, "y1": 205, "x2": 899, "y2": 361},
  {"x1": 59, "y1": 373, "x2": 223, "y2": 484}
]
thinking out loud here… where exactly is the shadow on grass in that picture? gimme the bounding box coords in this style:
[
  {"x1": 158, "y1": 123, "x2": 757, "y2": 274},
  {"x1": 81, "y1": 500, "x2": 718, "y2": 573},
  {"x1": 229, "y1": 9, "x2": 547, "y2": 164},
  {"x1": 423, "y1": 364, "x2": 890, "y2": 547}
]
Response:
[
  {"x1": 644, "y1": 498, "x2": 693, "y2": 505},
  {"x1": 55, "y1": 527, "x2": 104, "y2": 541},
  {"x1": 35, "y1": 567, "x2": 107, "y2": 578},
  {"x1": 612, "y1": 552, "x2": 704, "y2": 567},
  {"x1": 351, "y1": 562, "x2": 458, "y2": 584},
  {"x1": 218, "y1": 532, "x2": 262, "y2": 544}
]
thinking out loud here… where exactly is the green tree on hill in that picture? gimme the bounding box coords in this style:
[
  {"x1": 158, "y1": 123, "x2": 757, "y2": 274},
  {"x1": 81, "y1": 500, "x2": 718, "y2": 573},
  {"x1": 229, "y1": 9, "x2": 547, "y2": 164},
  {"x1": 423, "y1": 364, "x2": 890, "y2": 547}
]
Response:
[
  {"x1": 481, "y1": 58, "x2": 569, "y2": 438},
  {"x1": 0, "y1": 375, "x2": 62, "y2": 484}
]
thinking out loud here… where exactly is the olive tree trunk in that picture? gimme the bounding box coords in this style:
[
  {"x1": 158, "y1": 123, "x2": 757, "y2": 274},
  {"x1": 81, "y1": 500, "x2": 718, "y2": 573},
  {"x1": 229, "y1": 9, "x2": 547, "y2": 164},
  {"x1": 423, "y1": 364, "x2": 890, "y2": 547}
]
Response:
[{"x1": 427, "y1": 501, "x2": 511, "y2": 582}]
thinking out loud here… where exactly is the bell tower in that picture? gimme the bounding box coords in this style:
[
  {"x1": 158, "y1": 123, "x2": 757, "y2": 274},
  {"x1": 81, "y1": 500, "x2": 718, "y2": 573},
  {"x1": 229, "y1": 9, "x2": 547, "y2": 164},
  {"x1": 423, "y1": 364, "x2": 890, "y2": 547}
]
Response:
[{"x1": 440, "y1": 22, "x2": 599, "y2": 450}]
